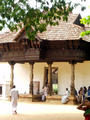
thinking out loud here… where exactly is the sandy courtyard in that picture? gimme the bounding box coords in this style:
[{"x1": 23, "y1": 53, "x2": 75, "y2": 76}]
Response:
[{"x1": 0, "y1": 100, "x2": 84, "y2": 120}]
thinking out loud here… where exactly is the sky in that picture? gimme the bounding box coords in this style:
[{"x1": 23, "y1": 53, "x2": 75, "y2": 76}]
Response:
[
  {"x1": 29, "y1": 0, "x2": 90, "y2": 17},
  {"x1": 72, "y1": 0, "x2": 90, "y2": 17}
]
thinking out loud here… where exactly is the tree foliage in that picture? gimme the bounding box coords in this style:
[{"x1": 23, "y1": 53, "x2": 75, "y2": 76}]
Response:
[
  {"x1": 0, "y1": 0, "x2": 75, "y2": 40},
  {"x1": 80, "y1": 15, "x2": 90, "y2": 36}
]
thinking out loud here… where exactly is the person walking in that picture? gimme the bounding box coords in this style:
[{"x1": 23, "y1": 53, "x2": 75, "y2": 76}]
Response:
[{"x1": 10, "y1": 85, "x2": 19, "y2": 114}]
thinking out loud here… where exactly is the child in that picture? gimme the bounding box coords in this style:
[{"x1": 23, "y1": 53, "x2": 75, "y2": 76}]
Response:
[{"x1": 77, "y1": 97, "x2": 90, "y2": 120}]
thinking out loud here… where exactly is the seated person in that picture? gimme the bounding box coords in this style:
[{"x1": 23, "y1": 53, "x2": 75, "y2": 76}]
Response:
[
  {"x1": 61, "y1": 88, "x2": 70, "y2": 104},
  {"x1": 41, "y1": 86, "x2": 48, "y2": 101}
]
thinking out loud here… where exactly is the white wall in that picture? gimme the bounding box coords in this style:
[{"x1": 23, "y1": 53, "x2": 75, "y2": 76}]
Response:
[
  {"x1": 75, "y1": 61, "x2": 90, "y2": 91},
  {"x1": 0, "y1": 63, "x2": 11, "y2": 83},
  {"x1": 14, "y1": 62, "x2": 48, "y2": 94},
  {"x1": 14, "y1": 63, "x2": 30, "y2": 94},
  {"x1": 0, "y1": 63, "x2": 11, "y2": 98},
  {"x1": 33, "y1": 62, "x2": 47, "y2": 92},
  {"x1": 52, "y1": 62, "x2": 71, "y2": 95}
]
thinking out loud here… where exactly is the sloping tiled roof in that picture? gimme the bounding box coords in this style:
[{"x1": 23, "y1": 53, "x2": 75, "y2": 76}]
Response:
[
  {"x1": 0, "y1": 13, "x2": 86, "y2": 43},
  {"x1": 38, "y1": 23, "x2": 83, "y2": 40},
  {"x1": 0, "y1": 30, "x2": 18, "y2": 43},
  {"x1": 37, "y1": 13, "x2": 84, "y2": 40}
]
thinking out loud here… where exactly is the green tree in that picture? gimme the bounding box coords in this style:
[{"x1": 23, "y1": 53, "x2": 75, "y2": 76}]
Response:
[
  {"x1": 0, "y1": 0, "x2": 75, "y2": 40},
  {"x1": 80, "y1": 15, "x2": 90, "y2": 36}
]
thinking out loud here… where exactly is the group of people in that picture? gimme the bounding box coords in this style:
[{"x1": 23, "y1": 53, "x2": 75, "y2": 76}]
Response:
[
  {"x1": 61, "y1": 87, "x2": 90, "y2": 120},
  {"x1": 76, "y1": 86, "x2": 90, "y2": 104},
  {"x1": 10, "y1": 85, "x2": 90, "y2": 119},
  {"x1": 10, "y1": 85, "x2": 48, "y2": 114},
  {"x1": 75, "y1": 86, "x2": 90, "y2": 120},
  {"x1": 61, "y1": 86, "x2": 90, "y2": 104}
]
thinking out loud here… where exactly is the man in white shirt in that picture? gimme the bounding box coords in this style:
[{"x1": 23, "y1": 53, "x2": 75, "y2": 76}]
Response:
[{"x1": 10, "y1": 85, "x2": 19, "y2": 114}]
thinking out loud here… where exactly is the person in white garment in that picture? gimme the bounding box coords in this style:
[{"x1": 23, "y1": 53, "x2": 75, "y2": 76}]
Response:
[
  {"x1": 61, "y1": 88, "x2": 70, "y2": 104},
  {"x1": 10, "y1": 85, "x2": 19, "y2": 114}
]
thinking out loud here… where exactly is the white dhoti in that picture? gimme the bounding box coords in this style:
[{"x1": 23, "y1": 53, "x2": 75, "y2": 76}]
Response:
[
  {"x1": 61, "y1": 90, "x2": 70, "y2": 104},
  {"x1": 10, "y1": 88, "x2": 19, "y2": 114},
  {"x1": 11, "y1": 98, "x2": 18, "y2": 113},
  {"x1": 61, "y1": 95, "x2": 68, "y2": 104}
]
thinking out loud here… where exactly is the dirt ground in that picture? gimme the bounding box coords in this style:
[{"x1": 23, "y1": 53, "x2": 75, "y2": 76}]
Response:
[{"x1": 0, "y1": 100, "x2": 84, "y2": 120}]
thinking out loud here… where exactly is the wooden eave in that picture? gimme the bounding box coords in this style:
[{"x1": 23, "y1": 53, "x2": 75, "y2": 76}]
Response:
[
  {"x1": 0, "y1": 37, "x2": 90, "y2": 63},
  {"x1": 39, "y1": 38, "x2": 90, "y2": 62}
]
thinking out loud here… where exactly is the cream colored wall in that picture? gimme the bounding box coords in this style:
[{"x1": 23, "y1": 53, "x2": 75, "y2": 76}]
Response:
[
  {"x1": 53, "y1": 62, "x2": 90, "y2": 95},
  {"x1": 0, "y1": 63, "x2": 11, "y2": 97},
  {"x1": 33, "y1": 63, "x2": 47, "y2": 92},
  {"x1": 0, "y1": 63, "x2": 11, "y2": 83},
  {"x1": 0, "y1": 61, "x2": 90, "y2": 96},
  {"x1": 14, "y1": 63, "x2": 30, "y2": 94},
  {"x1": 14, "y1": 62, "x2": 48, "y2": 94},
  {"x1": 75, "y1": 61, "x2": 90, "y2": 91},
  {"x1": 53, "y1": 62, "x2": 71, "y2": 95}
]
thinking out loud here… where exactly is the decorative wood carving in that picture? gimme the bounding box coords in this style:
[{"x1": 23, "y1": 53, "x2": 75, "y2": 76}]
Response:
[{"x1": 0, "y1": 39, "x2": 90, "y2": 63}]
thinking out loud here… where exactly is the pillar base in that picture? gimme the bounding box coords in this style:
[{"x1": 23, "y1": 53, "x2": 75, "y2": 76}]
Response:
[{"x1": 69, "y1": 95, "x2": 78, "y2": 105}]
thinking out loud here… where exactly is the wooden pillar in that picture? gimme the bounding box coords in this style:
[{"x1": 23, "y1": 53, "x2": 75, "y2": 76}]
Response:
[
  {"x1": 70, "y1": 62, "x2": 75, "y2": 96},
  {"x1": 47, "y1": 62, "x2": 52, "y2": 96},
  {"x1": 70, "y1": 61, "x2": 77, "y2": 97},
  {"x1": 9, "y1": 62, "x2": 15, "y2": 89},
  {"x1": 29, "y1": 62, "x2": 34, "y2": 95}
]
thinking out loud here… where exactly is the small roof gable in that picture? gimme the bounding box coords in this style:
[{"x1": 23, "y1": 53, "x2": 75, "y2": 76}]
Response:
[{"x1": 64, "y1": 13, "x2": 81, "y2": 24}]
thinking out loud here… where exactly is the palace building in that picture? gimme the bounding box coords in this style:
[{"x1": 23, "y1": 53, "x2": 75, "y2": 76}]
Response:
[{"x1": 0, "y1": 13, "x2": 90, "y2": 100}]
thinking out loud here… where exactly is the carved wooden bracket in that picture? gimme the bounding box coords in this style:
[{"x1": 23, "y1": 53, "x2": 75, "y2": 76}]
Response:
[
  {"x1": 47, "y1": 61, "x2": 53, "y2": 65},
  {"x1": 69, "y1": 61, "x2": 77, "y2": 65},
  {"x1": 29, "y1": 62, "x2": 34, "y2": 65},
  {"x1": 9, "y1": 61, "x2": 15, "y2": 65}
]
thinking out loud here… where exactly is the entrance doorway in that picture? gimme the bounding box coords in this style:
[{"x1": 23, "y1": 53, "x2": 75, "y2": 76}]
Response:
[
  {"x1": 44, "y1": 67, "x2": 58, "y2": 94},
  {"x1": 33, "y1": 81, "x2": 40, "y2": 95},
  {"x1": 0, "y1": 86, "x2": 2, "y2": 95}
]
